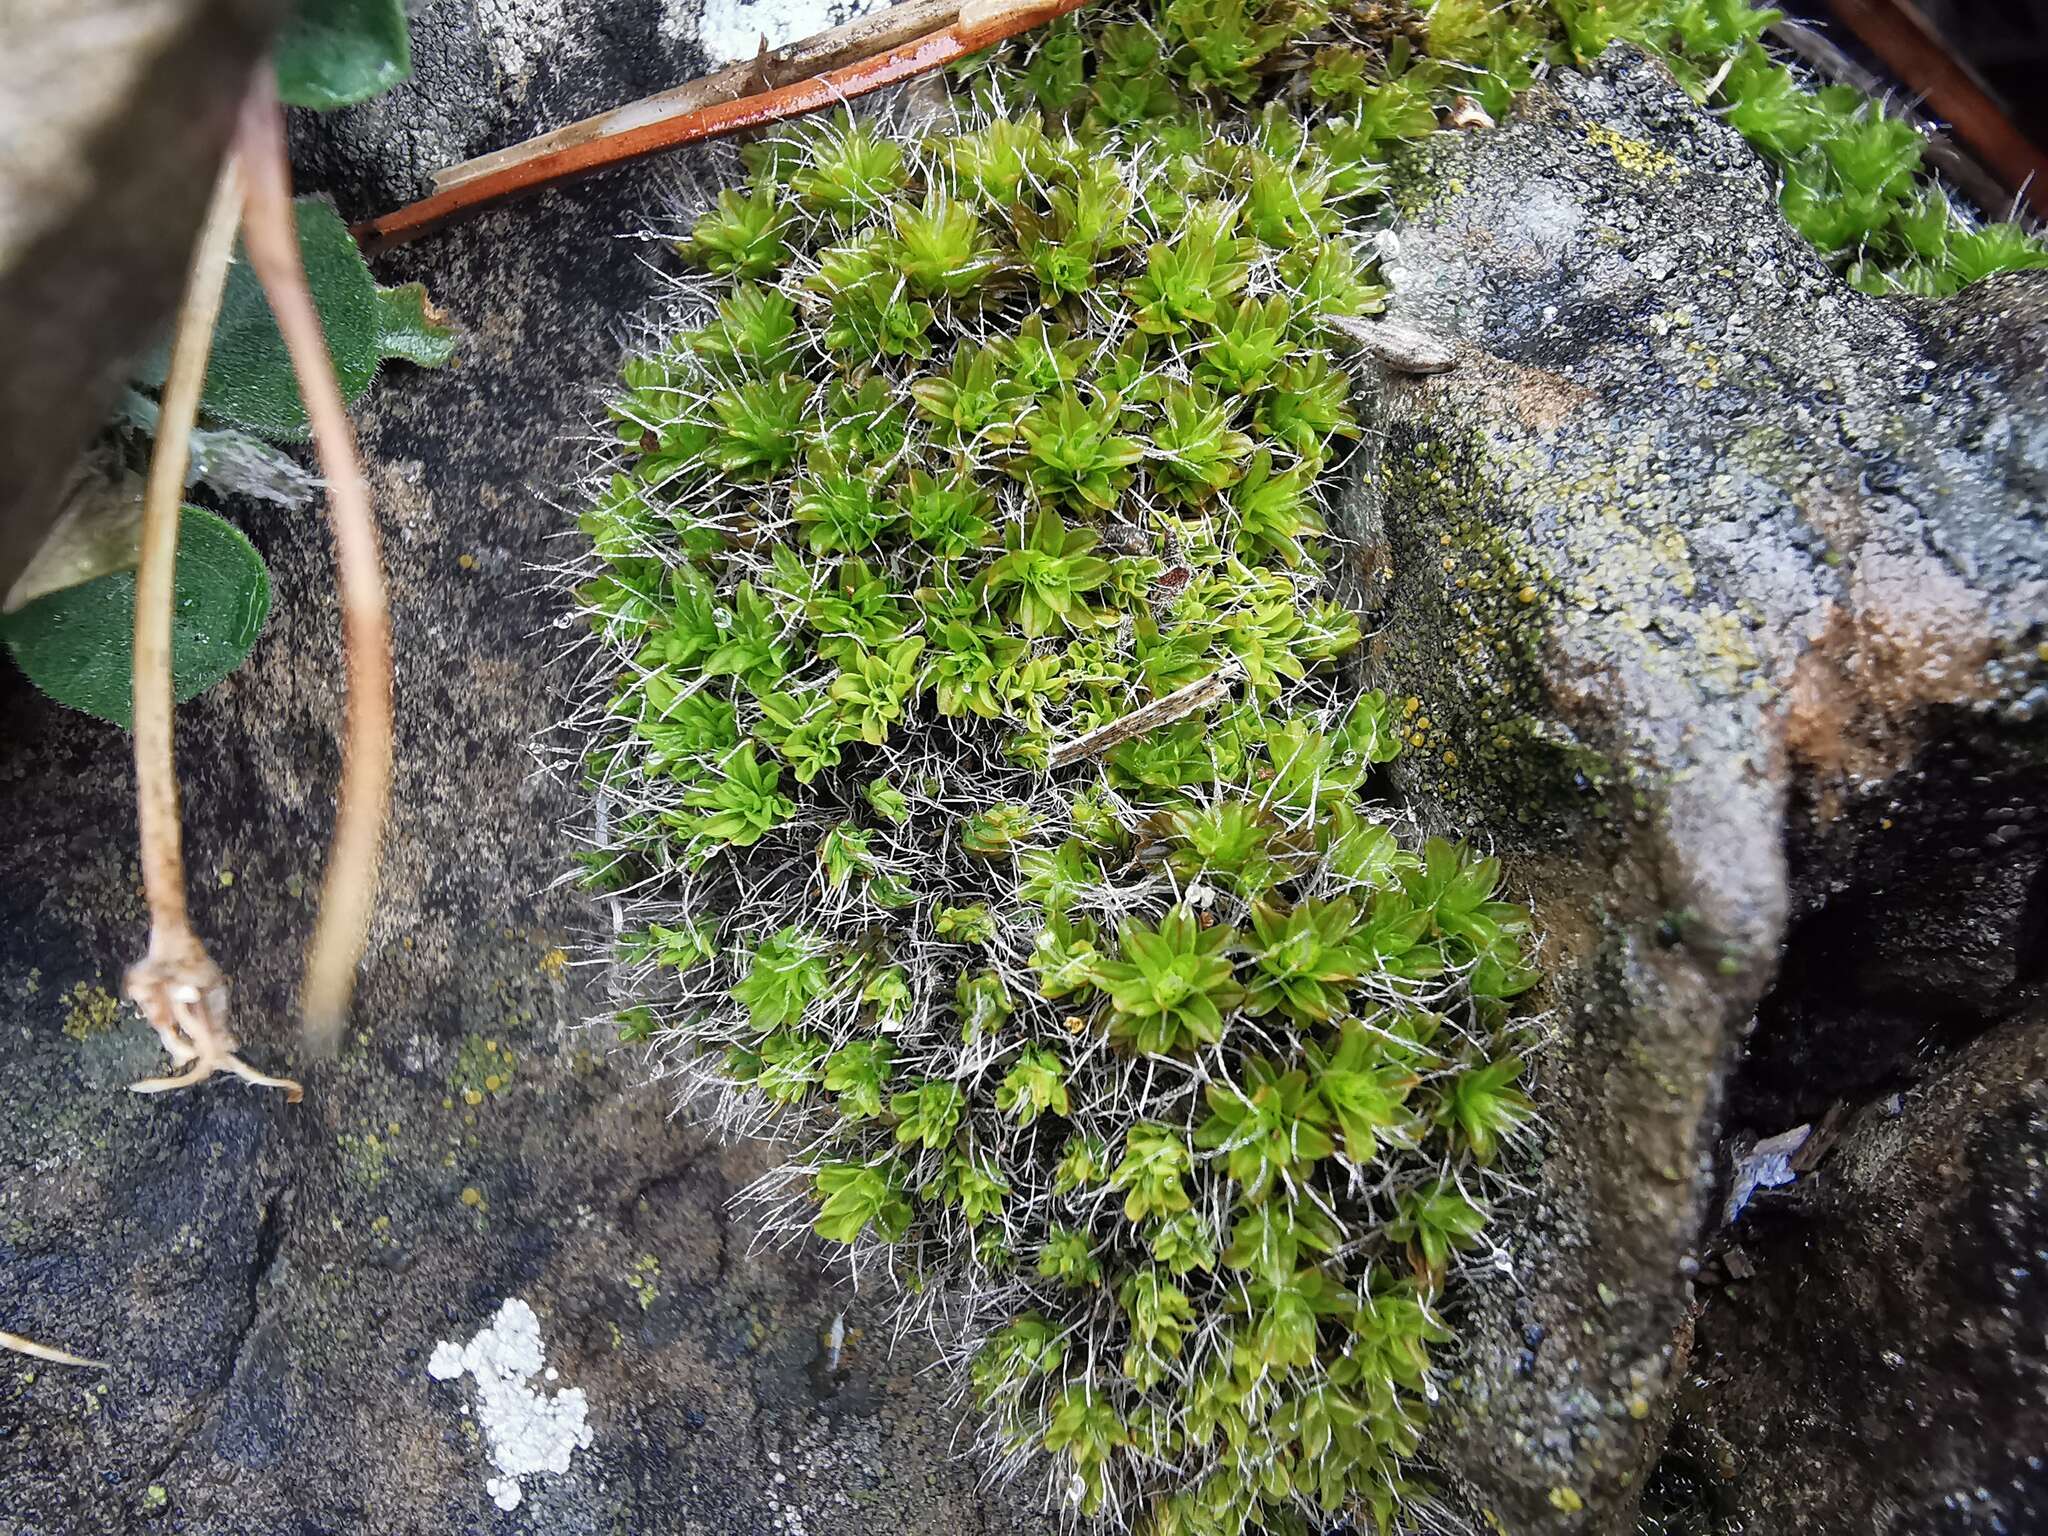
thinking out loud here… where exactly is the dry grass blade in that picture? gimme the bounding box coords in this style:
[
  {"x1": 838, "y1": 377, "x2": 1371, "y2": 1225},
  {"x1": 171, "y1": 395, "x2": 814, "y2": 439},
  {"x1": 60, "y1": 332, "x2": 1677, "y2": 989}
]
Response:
[
  {"x1": 124, "y1": 144, "x2": 304, "y2": 1104},
  {"x1": 1044, "y1": 665, "x2": 1241, "y2": 771},
  {"x1": 236, "y1": 77, "x2": 395, "y2": 1057},
  {"x1": 353, "y1": 0, "x2": 1095, "y2": 251},
  {"x1": 0, "y1": 1330, "x2": 107, "y2": 1370}
]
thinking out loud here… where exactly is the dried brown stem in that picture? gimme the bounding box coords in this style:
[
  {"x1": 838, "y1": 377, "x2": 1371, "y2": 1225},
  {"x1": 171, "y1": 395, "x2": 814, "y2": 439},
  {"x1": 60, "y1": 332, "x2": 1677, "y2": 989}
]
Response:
[
  {"x1": 0, "y1": 1330, "x2": 107, "y2": 1371},
  {"x1": 125, "y1": 145, "x2": 303, "y2": 1104},
  {"x1": 236, "y1": 77, "x2": 394, "y2": 1057},
  {"x1": 354, "y1": 0, "x2": 1095, "y2": 251},
  {"x1": 1045, "y1": 665, "x2": 1241, "y2": 771}
]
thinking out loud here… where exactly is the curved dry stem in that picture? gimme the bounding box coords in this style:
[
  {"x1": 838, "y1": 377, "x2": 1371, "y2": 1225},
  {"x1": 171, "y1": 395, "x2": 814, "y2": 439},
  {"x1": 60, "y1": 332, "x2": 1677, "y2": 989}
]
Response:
[
  {"x1": 124, "y1": 144, "x2": 303, "y2": 1104},
  {"x1": 236, "y1": 77, "x2": 395, "y2": 1057},
  {"x1": 0, "y1": 1330, "x2": 107, "y2": 1371}
]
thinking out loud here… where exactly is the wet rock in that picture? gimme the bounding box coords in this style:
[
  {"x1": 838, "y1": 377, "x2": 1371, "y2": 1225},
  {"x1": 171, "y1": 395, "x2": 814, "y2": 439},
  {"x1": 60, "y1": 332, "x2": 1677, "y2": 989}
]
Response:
[
  {"x1": 0, "y1": 3, "x2": 1043, "y2": 1534},
  {"x1": 1662, "y1": 1020, "x2": 2048, "y2": 1534},
  {"x1": 1343, "y1": 44, "x2": 2048, "y2": 1535}
]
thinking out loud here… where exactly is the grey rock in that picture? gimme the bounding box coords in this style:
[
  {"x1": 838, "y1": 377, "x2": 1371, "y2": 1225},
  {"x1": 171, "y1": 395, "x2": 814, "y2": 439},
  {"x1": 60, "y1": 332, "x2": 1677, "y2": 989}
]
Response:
[
  {"x1": 283, "y1": 0, "x2": 759, "y2": 213},
  {"x1": 0, "y1": 0, "x2": 281, "y2": 599},
  {"x1": 0, "y1": 4, "x2": 1045, "y2": 1534},
  {"x1": 1340, "y1": 45, "x2": 2048, "y2": 1535}
]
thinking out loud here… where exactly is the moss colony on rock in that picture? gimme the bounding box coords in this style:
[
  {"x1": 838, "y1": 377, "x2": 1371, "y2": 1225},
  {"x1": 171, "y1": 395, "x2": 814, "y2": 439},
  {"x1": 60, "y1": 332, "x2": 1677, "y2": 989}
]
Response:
[{"x1": 567, "y1": 3, "x2": 2042, "y2": 1533}]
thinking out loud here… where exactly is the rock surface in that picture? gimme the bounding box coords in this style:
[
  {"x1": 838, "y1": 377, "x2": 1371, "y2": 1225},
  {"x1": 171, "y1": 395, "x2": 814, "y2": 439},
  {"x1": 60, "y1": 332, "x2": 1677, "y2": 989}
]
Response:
[
  {"x1": 5, "y1": 12, "x2": 2047, "y2": 1536},
  {"x1": 1348, "y1": 44, "x2": 2048, "y2": 1535},
  {"x1": 1662, "y1": 1020, "x2": 2048, "y2": 1534},
  {"x1": 1, "y1": 4, "x2": 1043, "y2": 1535},
  {"x1": 0, "y1": 0, "x2": 280, "y2": 597}
]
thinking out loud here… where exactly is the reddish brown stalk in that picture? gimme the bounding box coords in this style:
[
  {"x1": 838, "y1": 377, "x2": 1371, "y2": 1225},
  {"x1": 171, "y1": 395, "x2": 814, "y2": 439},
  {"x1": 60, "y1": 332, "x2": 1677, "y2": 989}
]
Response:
[
  {"x1": 354, "y1": 0, "x2": 1094, "y2": 252},
  {"x1": 238, "y1": 77, "x2": 395, "y2": 1056}
]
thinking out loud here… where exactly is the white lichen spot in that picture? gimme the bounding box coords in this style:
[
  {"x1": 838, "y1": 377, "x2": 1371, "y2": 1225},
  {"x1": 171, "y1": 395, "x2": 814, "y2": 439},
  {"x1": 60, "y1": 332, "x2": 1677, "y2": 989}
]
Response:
[
  {"x1": 428, "y1": 1298, "x2": 592, "y2": 1512},
  {"x1": 477, "y1": 0, "x2": 591, "y2": 98}
]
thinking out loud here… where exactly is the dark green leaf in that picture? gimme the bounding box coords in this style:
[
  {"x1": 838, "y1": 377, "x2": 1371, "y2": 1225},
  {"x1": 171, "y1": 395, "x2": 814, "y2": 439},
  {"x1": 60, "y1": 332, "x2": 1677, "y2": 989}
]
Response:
[
  {"x1": 3, "y1": 507, "x2": 270, "y2": 727},
  {"x1": 165, "y1": 200, "x2": 455, "y2": 442},
  {"x1": 202, "y1": 199, "x2": 380, "y2": 440},
  {"x1": 276, "y1": 0, "x2": 413, "y2": 110}
]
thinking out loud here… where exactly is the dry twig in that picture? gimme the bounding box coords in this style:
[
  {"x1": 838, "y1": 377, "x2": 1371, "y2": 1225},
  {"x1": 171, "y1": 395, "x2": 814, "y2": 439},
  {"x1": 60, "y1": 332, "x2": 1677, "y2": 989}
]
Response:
[
  {"x1": 124, "y1": 145, "x2": 304, "y2": 1103},
  {"x1": 237, "y1": 77, "x2": 395, "y2": 1056},
  {"x1": 353, "y1": 0, "x2": 1095, "y2": 251},
  {"x1": 1044, "y1": 665, "x2": 1241, "y2": 771}
]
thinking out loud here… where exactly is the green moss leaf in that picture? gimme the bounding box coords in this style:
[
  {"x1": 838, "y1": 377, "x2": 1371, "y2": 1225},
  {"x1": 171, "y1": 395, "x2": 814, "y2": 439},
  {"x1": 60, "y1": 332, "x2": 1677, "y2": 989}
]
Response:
[
  {"x1": 3, "y1": 507, "x2": 270, "y2": 728},
  {"x1": 276, "y1": 0, "x2": 413, "y2": 110}
]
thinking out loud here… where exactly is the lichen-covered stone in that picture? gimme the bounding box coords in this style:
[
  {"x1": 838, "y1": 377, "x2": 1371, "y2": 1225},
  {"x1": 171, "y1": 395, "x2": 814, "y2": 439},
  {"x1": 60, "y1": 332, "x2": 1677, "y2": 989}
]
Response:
[{"x1": 1340, "y1": 44, "x2": 2048, "y2": 1534}]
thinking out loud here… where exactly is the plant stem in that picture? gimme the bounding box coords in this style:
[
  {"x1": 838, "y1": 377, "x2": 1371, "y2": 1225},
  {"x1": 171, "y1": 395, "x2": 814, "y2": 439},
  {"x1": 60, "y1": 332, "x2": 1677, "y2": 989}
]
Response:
[
  {"x1": 0, "y1": 1330, "x2": 106, "y2": 1371},
  {"x1": 1045, "y1": 665, "x2": 1241, "y2": 771},
  {"x1": 353, "y1": 0, "x2": 1094, "y2": 252},
  {"x1": 236, "y1": 76, "x2": 395, "y2": 1057},
  {"x1": 134, "y1": 157, "x2": 241, "y2": 959},
  {"x1": 125, "y1": 144, "x2": 303, "y2": 1103}
]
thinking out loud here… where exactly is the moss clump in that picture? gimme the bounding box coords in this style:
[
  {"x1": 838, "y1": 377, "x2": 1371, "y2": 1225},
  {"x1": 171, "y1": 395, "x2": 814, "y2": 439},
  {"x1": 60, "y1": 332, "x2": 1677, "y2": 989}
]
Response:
[
  {"x1": 1610, "y1": 3, "x2": 2048, "y2": 295},
  {"x1": 569, "y1": 11, "x2": 1539, "y2": 1531},
  {"x1": 566, "y1": 2, "x2": 2030, "y2": 1531}
]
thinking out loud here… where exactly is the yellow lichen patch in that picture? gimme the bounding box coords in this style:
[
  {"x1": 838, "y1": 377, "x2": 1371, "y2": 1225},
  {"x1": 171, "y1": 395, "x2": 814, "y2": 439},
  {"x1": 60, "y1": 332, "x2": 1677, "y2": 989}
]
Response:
[
  {"x1": 448, "y1": 1033, "x2": 519, "y2": 1105},
  {"x1": 61, "y1": 981, "x2": 122, "y2": 1042},
  {"x1": 1583, "y1": 121, "x2": 1681, "y2": 179},
  {"x1": 538, "y1": 946, "x2": 569, "y2": 982},
  {"x1": 625, "y1": 1254, "x2": 661, "y2": 1311},
  {"x1": 339, "y1": 1127, "x2": 394, "y2": 1190}
]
